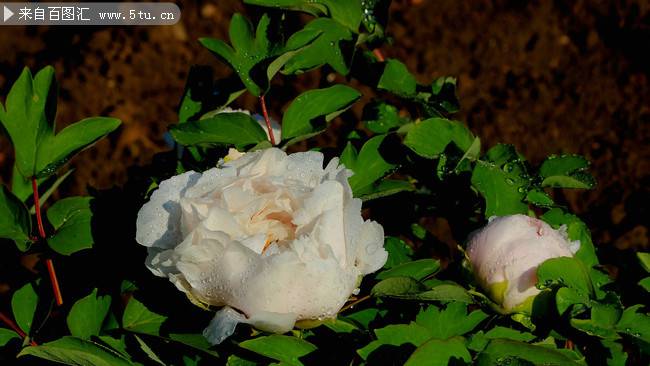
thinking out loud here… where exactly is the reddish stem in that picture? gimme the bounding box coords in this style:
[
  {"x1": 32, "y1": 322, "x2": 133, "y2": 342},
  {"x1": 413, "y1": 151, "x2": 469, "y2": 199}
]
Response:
[
  {"x1": 45, "y1": 259, "x2": 63, "y2": 306},
  {"x1": 259, "y1": 95, "x2": 276, "y2": 145},
  {"x1": 565, "y1": 339, "x2": 574, "y2": 350},
  {"x1": 31, "y1": 178, "x2": 46, "y2": 239},
  {"x1": 31, "y1": 177, "x2": 63, "y2": 306},
  {"x1": 0, "y1": 311, "x2": 37, "y2": 346},
  {"x1": 372, "y1": 48, "x2": 386, "y2": 62}
]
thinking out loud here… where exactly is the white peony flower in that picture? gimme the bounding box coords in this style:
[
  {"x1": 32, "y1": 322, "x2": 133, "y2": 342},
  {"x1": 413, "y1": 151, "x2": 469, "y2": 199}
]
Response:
[
  {"x1": 466, "y1": 214, "x2": 580, "y2": 313},
  {"x1": 135, "y1": 148, "x2": 387, "y2": 344}
]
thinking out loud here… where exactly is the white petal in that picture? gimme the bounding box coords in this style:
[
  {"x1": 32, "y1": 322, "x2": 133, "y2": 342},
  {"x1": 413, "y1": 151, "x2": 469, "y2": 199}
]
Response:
[
  {"x1": 203, "y1": 307, "x2": 247, "y2": 345},
  {"x1": 283, "y1": 151, "x2": 326, "y2": 187},
  {"x1": 246, "y1": 310, "x2": 297, "y2": 334},
  {"x1": 238, "y1": 249, "x2": 358, "y2": 320},
  {"x1": 354, "y1": 220, "x2": 388, "y2": 274},
  {"x1": 203, "y1": 206, "x2": 246, "y2": 238},
  {"x1": 183, "y1": 166, "x2": 236, "y2": 199},
  {"x1": 202, "y1": 306, "x2": 296, "y2": 345},
  {"x1": 293, "y1": 181, "x2": 347, "y2": 265},
  {"x1": 136, "y1": 171, "x2": 201, "y2": 249}
]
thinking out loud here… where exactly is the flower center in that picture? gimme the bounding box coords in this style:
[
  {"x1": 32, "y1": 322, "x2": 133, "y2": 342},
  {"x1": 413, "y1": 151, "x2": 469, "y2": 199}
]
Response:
[{"x1": 250, "y1": 207, "x2": 297, "y2": 253}]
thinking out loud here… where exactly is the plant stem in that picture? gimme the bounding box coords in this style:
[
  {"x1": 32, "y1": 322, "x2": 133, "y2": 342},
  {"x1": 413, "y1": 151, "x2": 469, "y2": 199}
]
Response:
[
  {"x1": 565, "y1": 339, "x2": 574, "y2": 350},
  {"x1": 372, "y1": 48, "x2": 385, "y2": 62},
  {"x1": 31, "y1": 177, "x2": 63, "y2": 306},
  {"x1": 31, "y1": 178, "x2": 46, "y2": 239},
  {"x1": 339, "y1": 295, "x2": 371, "y2": 313},
  {"x1": 259, "y1": 95, "x2": 276, "y2": 145},
  {"x1": 0, "y1": 311, "x2": 37, "y2": 346}
]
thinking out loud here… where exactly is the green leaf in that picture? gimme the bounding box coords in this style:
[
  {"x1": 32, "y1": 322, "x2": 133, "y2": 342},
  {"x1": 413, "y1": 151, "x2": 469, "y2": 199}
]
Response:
[
  {"x1": 364, "y1": 101, "x2": 409, "y2": 134},
  {"x1": 417, "y1": 283, "x2": 474, "y2": 303},
  {"x1": 18, "y1": 336, "x2": 133, "y2": 366},
  {"x1": 405, "y1": 337, "x2": 472, "y2": 366},
  {"x1": 403, "y1": 118, "x2": 475, "y2": 159},
  {"x1": 427, "y1": 76, "x2": 460, "y2": 115},
  {"x1": 476, "y1": 339, "x2": 580, "y2": 365},
  {"x1": 169, "y1": 333, "x2": 219, "y2": 357},
  {"x1": 484, "y1": 327, "x2": 535, "y2": 342},
  {"x1": 134, "y1": 335, "x2": 165, "y2": 365},
  {"x1": 239, "y1": 335, "x2": 317, "y2": 366},
  {"x1": 378, "y1": 59, "x2": 417, "y2": 96},
  {"x1": 122, "y1": 297, "x2": 167, "y2": 336},
  {"x1": 525, "y1": 188, "x2": 555, "y2": 208},
  {"x1": 11, "y1": 282, "x2": 38, "y2": 335},
  {"x1": 35, "y1": 117, "x2": 121, "y2": 178},
  {"x1": 244, "y1": 0, "x2": 363, "y2": 32},
  {"x1": 0, "y1": 185, "x2": 31, "y2": 248},
  {"x1": 120, "y1": 280, "x2": 138, "y2": 294},
  {"x1": 638, "y1": 252, "x2": 650, "y2": 273},
  {"x1": 170, "y1": 112, "x2": 268, "y2": 148},
  {"x1": 471, "y1": 144, "x2": 530, "y2": 217},
  {"x1": 341, "y1": 308, "x2": 383, "y2": 329},
  {"x1": 639, "y1": 277, "x2": 650, "y2": 292},
  {"x1": 539, "y1": 155, "x2": 595, "y2": 189},
  {"x1": 97, "y1": 335, "x2": 129, "y2": 359},
  {"x1": 358, "y1": 179, "x2": 415, "y2": 201},
  {"x1": 383, "y1": 237, "x2": 414, "y2": 269},
  {"x1": 177, "y1": 68, "x2": 250, "y2": 126},
  {"x1": 200, "y1": 14, "x2": 319, "y2": 96},
  {"x1": 0, "y1": 67, "x2": 121, "y2": 179},
  {"x1": 340, "y1": 135, "x2": 397, "y2": 196},
  {"x1": 570, "y1": 299, "x2": 623, "y2": 339},
  {"x1": 571, "y1": 318, "x2": 620, "y2": 340},
  {"x1": 415, "y1": 303, "x2": 487, "y2": 339},
  {"x1": 357, "y1": 323, "x2": 432, "y2": 360},
  {"x1": 541, "y1": 208, "x2": 599, "y2": 268},
  {"x1": 227, "y1": 354, "x2": 257, "y2": 366},
  {"x1": 376, "y1": 259, "x2": 440, "y2": 281},
  {"x1": 371, "y1": 277, "x2": 423, "y2": 298},
  {"x1": 615, "y1": 305, "x2": 650, "y2": 348},
  {"x1": 555, "y1": 287, "x2": 589, "y2": 316},
  {"x1": 67, "y1": 289, "x2": 111, "y2": 339},
  {"x1": 178, "y1": 72, "x2": 205, "y2": 124},
  {"x1": 0, "y1": 328, "x2": 19, "y2": 347},
  {"x1": 468, "y1": 327, "x2": 536, "y2": 352},
  {"x1": 282, "y1": 18, "x2": 353, "y2": 75},
  {"x1": 46, "y1": 196, "x2": 94, "y2": 255},
  {"x1": 537, "y1": 257, "x2": 593, "y2": 296},
  {"x1": 455, "y1": 136, "x2": 481, "y2": 173},
  {"x1": 281, "y1": 85, "x2": 360, "y2": 141},
  {"x1": 267, "y1": 27, "x2": 324, "y2": 82},
  {"x1": 200, "y1": 14, "x2": 260, "y2": 96},
  {"x1": 0, "y1": 67, "x2": 56, "y2": 177},
  {"x1": 601, "y1": 340, "x2": 628, "y2": 366},
  {"x1": 319, "y1": 318, "x2": 359, "y2": 334}
]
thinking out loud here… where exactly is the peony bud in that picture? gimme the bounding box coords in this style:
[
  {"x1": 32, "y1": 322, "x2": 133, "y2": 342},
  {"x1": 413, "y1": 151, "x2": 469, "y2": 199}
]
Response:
[{"x1": 466, "y1": 214, "x2": 580, "y2": 313}]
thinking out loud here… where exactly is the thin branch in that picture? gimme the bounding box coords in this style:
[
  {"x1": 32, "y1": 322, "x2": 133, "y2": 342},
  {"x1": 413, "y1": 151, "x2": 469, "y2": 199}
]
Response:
[
  {"x1": 259, "y1": 95, "x2": 276, "y2": 145},
  {"x1": 0, "y1": 311, "x2": 37, "y2": 346},
  {"x1": 31, "y1": 178, "x2": 46, "y2": 239},
  {"x1": 339, "y1": 295, "x2": 371, "y2": 313},
  {"x1": 372, "y1": 49, "x2": 386, "y2": 62},
  {"x1": 32, "y1": 177, "x2": 63, "y2": 306}
]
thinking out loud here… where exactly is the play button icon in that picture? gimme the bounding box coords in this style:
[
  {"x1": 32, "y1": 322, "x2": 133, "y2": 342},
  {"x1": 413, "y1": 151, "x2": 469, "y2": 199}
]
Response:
[{"x1": 3, "y1": 5, "x2": 14, "y2": 22}]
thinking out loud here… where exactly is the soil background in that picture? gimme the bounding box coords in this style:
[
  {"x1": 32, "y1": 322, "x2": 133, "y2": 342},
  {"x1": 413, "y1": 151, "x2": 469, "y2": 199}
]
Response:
[{"x1": 0, "y1": 0, "x2": 648, "y2": 252}]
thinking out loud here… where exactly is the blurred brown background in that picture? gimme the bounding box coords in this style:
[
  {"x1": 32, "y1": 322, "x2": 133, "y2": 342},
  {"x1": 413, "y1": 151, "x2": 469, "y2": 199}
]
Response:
[{"x1": 0, "y1": 0, "x2": 648, "y2": 250}]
